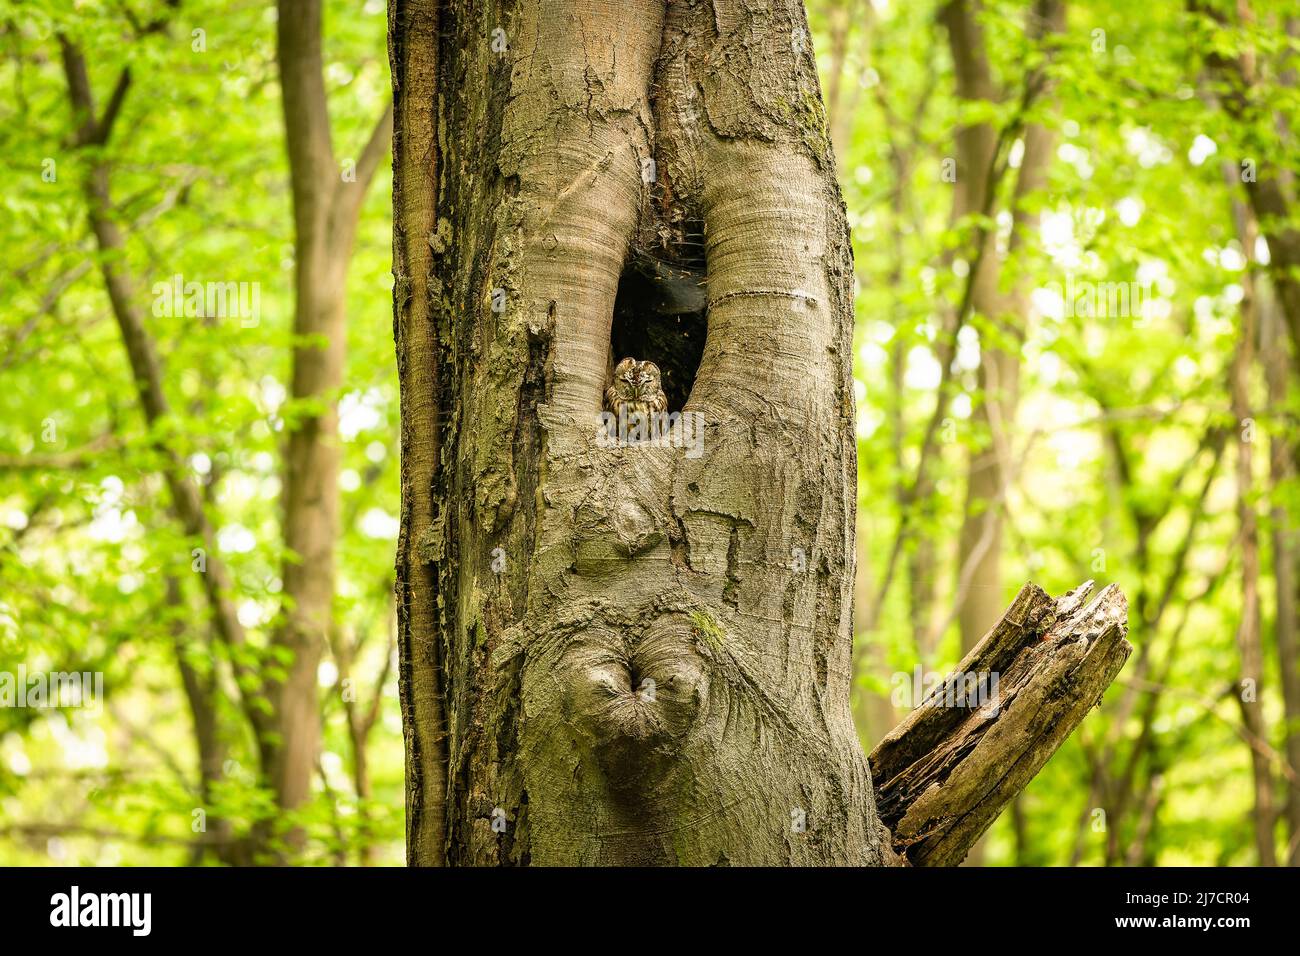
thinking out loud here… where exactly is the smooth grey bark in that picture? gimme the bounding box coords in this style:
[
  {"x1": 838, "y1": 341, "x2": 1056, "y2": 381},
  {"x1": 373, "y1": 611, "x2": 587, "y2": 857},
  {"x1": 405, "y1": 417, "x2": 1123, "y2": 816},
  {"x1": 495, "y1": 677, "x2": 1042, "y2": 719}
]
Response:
[
  {"x1": 394, "y1": 0, "x2": 877, "y2": 866},
  {"x1": 391, "y1": 0, "x2": 1128, "y2": 867}
]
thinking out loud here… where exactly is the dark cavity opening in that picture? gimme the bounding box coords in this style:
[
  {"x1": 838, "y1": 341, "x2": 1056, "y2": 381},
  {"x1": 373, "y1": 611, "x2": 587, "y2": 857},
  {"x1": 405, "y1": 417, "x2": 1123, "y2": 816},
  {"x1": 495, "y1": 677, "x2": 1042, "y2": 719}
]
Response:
[{"x1": 609, "y1": 237, "x2": 708, "y2": 414}]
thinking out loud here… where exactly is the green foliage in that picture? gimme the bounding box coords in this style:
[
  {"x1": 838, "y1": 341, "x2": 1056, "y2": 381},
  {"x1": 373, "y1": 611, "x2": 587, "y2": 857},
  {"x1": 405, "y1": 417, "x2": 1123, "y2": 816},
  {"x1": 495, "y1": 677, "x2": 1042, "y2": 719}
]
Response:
[
  {"x1": 1, "y1": 0, "x2": 1297, "y2": 867},
  {"x1": 812, "y1": 0, "x2": 1300, "y2": 864},
  {"x1": 0, "y1": 0, "x2": 400, "y2": 864}
]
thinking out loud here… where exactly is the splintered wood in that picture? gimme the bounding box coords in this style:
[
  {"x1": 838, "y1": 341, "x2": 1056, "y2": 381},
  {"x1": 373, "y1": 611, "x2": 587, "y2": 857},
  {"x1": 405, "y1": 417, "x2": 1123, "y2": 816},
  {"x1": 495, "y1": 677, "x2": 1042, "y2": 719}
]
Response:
[{"x1": 869, "y1": 581, "x2": 1131, "y2": 866}]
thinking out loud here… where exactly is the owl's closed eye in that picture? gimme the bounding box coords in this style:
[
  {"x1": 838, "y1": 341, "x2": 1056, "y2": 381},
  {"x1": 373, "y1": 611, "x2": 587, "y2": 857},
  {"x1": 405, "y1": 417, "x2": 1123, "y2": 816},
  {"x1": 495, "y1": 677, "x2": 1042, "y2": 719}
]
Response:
[{"x1": 605, "y1": 357, "x2": 640, "y2": 412}]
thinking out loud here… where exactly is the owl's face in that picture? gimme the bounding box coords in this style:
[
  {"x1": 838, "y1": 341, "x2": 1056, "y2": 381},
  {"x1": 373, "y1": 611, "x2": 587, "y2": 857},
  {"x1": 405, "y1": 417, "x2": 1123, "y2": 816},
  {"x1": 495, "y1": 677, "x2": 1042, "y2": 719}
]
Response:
[
  {"x1": 612, "y1": 357, "x2": 639, "y2": 399},
  {"x1": 635, "y1": 361, "x2": 662, "y2": 398}
]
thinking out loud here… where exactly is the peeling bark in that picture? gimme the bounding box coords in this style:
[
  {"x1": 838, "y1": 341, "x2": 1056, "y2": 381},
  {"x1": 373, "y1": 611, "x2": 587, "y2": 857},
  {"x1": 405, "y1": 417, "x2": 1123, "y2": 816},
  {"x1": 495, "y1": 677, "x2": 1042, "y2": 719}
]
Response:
[
  {"x1": 871, "y1": 582, "x2": 1131, "y2": 867},
  {"x1": 390, "y1": 0, "x2": 447, "y2": 866}
]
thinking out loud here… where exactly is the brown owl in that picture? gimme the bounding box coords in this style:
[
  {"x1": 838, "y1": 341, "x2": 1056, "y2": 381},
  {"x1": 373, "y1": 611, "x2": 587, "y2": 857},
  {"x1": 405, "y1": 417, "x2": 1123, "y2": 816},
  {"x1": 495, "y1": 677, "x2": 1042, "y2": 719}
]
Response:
[{"x1": 605, "y1": 357, "x2": 668, "y2": 420}]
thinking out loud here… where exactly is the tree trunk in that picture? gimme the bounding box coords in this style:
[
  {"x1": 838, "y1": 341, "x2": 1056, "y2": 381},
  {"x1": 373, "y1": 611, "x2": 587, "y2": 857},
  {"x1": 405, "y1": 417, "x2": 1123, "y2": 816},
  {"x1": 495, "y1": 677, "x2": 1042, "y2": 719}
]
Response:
[
  {"x1": 950, "y1": 0, "x2": 1062, "y2": 663},
  {"x1": 945, "y1": 0, "x2": 1064, "y2": 864},
  {"x1": 943, "y1": 0, "x2": 1003, "y2": 706},
  {"x1": 57, "y1": 34, "x2": 281, "y2": 819},
  {"x1": 274, "y1": 0, "x2": 392, "y2": 820},
  {"x1": 391, "y1": 0, "x2": 1127, "y2": 867},
  {"x1": 57, "y1": 1, "x2": 390, "y2": 861},
  {"x1": 1226, "y1": 197, "x2": 1277, "y2": 865},
  {"x1": 1262, "y1": 299, "x2": 1300, "y2": 865},
  {"x1": 853, "y1": 511, "x2": 898, "y2": 746},
  {"x1": 393, "y1": 0, "x2": 878, "y2": 867}
]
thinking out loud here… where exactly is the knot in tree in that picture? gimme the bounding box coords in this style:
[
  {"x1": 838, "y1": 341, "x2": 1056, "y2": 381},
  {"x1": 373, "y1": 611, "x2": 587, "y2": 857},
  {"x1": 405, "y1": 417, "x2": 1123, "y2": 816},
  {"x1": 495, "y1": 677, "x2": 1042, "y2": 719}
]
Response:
[{"x1": 390, "y1": 0, "x2": 1129, "y2": 866}]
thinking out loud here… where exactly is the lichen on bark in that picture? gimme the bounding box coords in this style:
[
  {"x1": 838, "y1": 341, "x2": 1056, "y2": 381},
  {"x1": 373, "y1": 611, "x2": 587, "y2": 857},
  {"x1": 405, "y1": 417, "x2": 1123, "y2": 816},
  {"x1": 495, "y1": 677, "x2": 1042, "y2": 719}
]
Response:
[{"x1": 391, "y1": 0, "x2": 1126, "y2": 868}]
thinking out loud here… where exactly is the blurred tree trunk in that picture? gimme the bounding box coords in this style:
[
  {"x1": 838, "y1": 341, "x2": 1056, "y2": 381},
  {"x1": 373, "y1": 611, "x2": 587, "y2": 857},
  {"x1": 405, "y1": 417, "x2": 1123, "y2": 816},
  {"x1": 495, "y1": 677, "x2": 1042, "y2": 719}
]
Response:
[
  {"x1": 273, "y1": 0, "x2": 392, "y2": 828},
  {"x1": 57, "y1": 33, "x2": 283, "y2": 846},
  {"x1": 1262, "y1": 300, "x2": 1300, "y2": 866},
  {"x1": 273, "y1": 0, "x2": 342, "y2": 818},
  {"x1": 1198, "y1": 3, "x2": 1300, "y2": 380},
  {"x1": 1225, "y1": 180, "x2": 1282, "y2": 865},
  {"x1": 854, "y1": 511, "x2": 898, "y2": 744},
  {"x1": 948, "y1": 0, "x2": 1062, "y2": 660},
  {"x1": 943, "y1": 0, "x2": 1064, "y2": 863},
  {"x1": 943, "y1": 0, "x2": 1003, "y2": 723},
  {"x1": 62, "y1": 2, "x2": 392, "y2": 859},
  {"x1": 166, "y1": 577, "x2": 250, "y2": 866},
  {"x1": 1227, "y1": 228, "x2": 1277, "y2": 865},
  {"x1": 825, "y1": 18, "x2": 932, "y2": 745},
  {"x1": 822, "y1": 0, "x2": 862, "y2": 158},
  {"x1": 328, "y1": 616, "x2": 393, "y2": 865}
]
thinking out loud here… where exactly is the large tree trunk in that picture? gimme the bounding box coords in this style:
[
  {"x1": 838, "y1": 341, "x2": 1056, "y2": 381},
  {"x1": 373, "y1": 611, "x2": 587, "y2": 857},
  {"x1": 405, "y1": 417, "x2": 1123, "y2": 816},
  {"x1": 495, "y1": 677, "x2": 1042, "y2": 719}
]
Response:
[
  {"x1": 391, "y1": 0, "x2": 1127, "y2": 866},
  {"x1": 394, "y1": 0, "x2": 879, "y2": 867}
]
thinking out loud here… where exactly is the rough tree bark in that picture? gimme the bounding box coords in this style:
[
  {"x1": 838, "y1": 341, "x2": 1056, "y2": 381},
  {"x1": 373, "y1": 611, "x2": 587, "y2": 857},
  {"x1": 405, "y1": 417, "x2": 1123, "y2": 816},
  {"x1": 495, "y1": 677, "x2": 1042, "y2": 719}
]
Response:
[
  {"x1": 871, "y1": 581, "x2": 1130, "y2": 866},
  {"x1": 391, "y1": 0, "x2": 1128, "y2": 866}
]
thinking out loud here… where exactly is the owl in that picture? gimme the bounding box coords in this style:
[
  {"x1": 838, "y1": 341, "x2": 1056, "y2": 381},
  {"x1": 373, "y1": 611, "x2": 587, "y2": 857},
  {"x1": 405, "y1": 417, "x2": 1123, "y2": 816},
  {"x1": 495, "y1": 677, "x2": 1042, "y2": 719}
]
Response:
[{"x1": 605, "y1": 357, "x2": 668, "y2": 420}]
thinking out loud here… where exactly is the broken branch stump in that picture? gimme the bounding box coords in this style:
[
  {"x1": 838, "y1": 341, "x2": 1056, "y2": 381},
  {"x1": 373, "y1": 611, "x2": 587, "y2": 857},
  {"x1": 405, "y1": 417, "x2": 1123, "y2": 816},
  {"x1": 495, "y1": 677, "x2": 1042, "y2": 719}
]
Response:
[{"x1": 869, "y1": 581, "x2": 1131, "y2": 866}]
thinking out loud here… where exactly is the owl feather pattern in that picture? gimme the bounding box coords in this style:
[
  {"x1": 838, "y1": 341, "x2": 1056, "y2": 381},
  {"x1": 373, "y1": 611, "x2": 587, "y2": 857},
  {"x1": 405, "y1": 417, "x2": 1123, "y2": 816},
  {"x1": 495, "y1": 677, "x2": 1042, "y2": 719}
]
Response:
[{"x1": 605, "y1": 357, "x2": 668, "y2": 420}]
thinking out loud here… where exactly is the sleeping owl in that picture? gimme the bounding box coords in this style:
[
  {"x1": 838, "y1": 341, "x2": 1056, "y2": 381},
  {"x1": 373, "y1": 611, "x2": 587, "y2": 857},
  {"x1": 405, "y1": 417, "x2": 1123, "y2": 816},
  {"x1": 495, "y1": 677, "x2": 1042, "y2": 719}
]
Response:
[{"x1": 605, "y1": 357, "x2": 668, "y2": 420}]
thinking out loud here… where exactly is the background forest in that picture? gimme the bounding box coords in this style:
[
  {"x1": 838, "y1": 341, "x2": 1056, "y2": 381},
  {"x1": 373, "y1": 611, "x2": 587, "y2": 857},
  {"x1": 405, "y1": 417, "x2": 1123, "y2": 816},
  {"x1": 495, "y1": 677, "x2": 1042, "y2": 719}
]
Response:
[{"x1": 1, "y1": 0, "x2": 1297, "y2": 866}]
